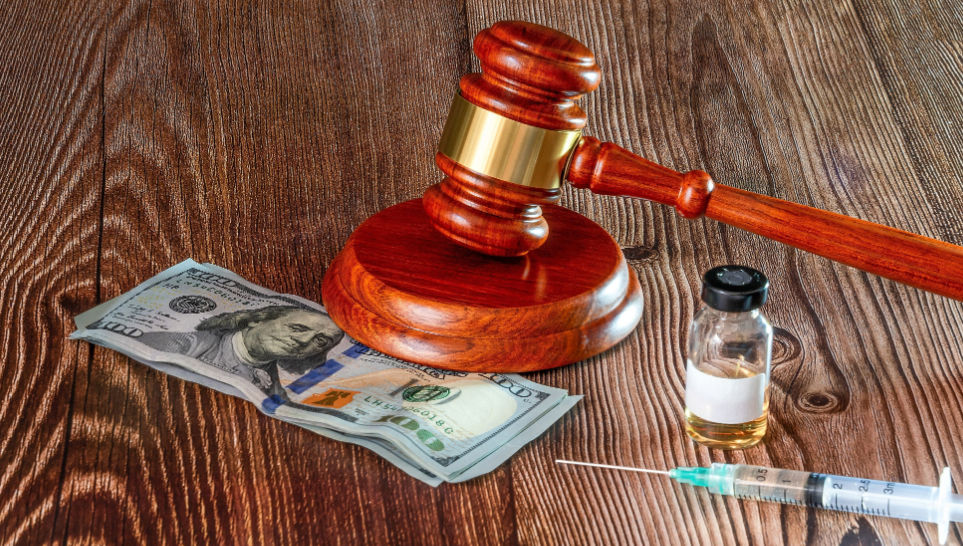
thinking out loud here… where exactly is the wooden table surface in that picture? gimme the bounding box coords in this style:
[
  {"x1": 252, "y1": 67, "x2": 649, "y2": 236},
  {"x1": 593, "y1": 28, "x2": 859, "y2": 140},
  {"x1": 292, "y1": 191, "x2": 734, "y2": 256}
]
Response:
[{"x1": 4, "y1": 1, "x2": 963, "y2": 544}]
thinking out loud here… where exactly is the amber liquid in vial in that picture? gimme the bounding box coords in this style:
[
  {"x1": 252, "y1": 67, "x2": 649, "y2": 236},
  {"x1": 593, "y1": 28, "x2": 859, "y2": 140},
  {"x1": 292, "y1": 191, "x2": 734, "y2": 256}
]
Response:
[
  {"x1": 684, "y1": 365, "x2": 769, "y2": 450},
  {"x1": 684, "y1": 401, "x2": 769, "y2": 449}
]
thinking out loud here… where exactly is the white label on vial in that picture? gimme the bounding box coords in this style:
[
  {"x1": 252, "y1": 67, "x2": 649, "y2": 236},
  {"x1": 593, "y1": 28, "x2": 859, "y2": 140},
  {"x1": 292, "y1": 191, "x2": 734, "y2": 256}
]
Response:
[{"x1": 685, "y1": 362, "x2": 766, "y2": 424}]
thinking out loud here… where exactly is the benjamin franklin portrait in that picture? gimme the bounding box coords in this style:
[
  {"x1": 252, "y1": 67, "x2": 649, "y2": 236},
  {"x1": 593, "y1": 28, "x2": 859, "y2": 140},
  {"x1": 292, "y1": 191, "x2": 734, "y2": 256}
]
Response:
[{"x1": 138, "y1": 305, "x2": 344, "y2": 393}]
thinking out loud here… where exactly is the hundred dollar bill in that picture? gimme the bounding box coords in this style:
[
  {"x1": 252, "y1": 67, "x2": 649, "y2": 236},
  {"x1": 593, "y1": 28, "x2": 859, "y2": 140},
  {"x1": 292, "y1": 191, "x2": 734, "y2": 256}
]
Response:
[
  {"x1": 70, "y1": 260, "x2": 580, "y2": 484},
  {"x1": 120, "y1": 354, "x2": 445, "y2": 485}
]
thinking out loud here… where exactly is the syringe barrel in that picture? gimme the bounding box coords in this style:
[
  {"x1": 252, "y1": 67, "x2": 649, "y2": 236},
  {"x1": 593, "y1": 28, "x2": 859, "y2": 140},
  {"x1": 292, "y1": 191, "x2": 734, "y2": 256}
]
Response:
[
  {"x1": 723, "y1": 464, "x2": 943, "y2": 524},
  {"x1": 723, "y1": 464, "x2": 816, "y2": 505},
  {"x1": 821, "y1": 474, "x2": 939, "y2": 523}
]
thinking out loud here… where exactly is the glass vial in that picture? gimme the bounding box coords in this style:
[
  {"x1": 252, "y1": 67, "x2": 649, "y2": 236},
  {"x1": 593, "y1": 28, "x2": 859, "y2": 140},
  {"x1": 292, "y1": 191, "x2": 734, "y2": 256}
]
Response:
[{"x1": 684, "y1": 265, "x2": 773, "y2": 449}]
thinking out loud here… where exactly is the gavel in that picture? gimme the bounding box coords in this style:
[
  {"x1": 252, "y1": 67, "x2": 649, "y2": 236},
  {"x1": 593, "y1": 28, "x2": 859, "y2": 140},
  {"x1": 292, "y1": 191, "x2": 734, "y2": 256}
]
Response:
[{"x1": 422, "y1": 21, "x2": 963, "y2": 301}]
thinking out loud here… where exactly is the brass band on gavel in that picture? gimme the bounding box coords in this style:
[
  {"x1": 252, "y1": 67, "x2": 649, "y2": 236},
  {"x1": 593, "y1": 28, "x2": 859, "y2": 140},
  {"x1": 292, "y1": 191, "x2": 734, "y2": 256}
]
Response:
[{"x1": 437, "y1": 93, "x2": 583, "y2": 190}]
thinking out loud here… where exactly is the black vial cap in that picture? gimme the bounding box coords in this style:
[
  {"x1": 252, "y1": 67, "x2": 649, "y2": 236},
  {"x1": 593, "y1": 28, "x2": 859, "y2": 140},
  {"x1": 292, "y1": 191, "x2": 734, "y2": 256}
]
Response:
[{"x1": 701, "y1": 265, "x2": 769, "y2": 312}]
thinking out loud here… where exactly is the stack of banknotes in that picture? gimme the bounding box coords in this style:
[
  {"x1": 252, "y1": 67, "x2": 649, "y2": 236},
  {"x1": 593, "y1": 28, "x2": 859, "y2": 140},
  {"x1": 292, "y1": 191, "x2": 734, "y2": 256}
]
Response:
[{"x1": 70, "y1": 260, "x2": 580, "y2": 486}]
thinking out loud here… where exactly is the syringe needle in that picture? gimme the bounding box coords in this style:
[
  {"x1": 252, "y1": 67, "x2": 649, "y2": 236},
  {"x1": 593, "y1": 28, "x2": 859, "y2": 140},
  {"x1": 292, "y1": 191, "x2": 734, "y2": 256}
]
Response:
[{"x1": 555, "y1": 459, "x2": 670, "y2": 475}]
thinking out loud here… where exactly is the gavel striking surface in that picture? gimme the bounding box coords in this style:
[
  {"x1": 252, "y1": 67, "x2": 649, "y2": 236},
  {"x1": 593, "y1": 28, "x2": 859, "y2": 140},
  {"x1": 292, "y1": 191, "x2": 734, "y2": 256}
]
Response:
[{"x1": 322, "y1": 199, "x2": 642, "y2": 372}]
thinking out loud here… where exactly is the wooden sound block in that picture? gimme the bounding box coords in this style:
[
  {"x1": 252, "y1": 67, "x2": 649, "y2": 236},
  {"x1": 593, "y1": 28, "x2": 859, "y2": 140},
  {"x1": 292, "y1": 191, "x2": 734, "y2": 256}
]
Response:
[{"x1": 321, "y1": 199, "x2": 643, "y2": 372}]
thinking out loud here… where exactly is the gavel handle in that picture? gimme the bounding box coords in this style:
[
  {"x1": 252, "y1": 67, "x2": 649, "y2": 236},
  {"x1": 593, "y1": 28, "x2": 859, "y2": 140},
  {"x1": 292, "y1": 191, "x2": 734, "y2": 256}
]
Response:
[{"x1": 568, "y1": 136, "x2": 963, "y2": 301}]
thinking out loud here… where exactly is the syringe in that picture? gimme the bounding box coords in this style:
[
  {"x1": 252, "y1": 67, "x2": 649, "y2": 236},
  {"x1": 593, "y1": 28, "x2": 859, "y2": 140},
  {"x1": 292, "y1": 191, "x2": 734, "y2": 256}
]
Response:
[{"x1": 556, "y1": 460, "x2": 963, "y2": 544}]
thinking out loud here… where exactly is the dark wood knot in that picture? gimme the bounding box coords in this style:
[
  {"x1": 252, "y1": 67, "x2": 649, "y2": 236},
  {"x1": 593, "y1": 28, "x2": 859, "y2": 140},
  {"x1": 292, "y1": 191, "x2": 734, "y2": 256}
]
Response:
[
  {"x1": 797, "y1": 391, "x2": 843, "y2": 413},
  {"x1": 771, "y1": 327, "x2": 802, "y2": 366},
  {"x1": 621, "y1": 245, "x2": 659, "y2": 264},
  {"x1": 839, "y1": 517, "x2": 883, "y2": 545}
]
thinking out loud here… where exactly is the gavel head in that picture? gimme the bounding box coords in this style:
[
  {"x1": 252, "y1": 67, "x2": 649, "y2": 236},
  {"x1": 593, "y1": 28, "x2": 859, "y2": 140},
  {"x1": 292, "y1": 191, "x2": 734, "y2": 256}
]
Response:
[{"x1": 423, "y1": 21, "x2": 600, "y2": 256}]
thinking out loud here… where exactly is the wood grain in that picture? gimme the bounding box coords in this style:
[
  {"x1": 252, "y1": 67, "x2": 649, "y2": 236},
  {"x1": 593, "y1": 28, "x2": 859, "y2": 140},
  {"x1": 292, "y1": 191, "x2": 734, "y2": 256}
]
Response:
[
  {"x1": 1, "y1": 0, "x2": 962, "y2": 544},
  {"x1": 0, "y1": 2, "x2": 106, "y2": 543}
]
